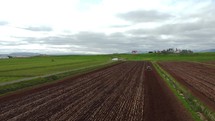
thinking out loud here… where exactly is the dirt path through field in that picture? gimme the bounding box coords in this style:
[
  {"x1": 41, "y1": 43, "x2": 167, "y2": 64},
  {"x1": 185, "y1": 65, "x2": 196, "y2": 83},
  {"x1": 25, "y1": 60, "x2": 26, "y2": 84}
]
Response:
[
  {"x1": 0, "y1": 61, "x2": 193, "y2": 121},
  {"x1": 143, "y1": 62, "x2": 192, "y2": 121}
]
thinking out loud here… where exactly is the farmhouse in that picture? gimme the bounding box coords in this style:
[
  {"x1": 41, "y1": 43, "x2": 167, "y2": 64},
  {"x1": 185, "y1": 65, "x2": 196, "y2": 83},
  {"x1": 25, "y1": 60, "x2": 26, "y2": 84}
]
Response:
[
  {"x1": 112, "y1": 58, "x2": 119, "y2": 61},
  {"x1": 132, "y1": 50, "x2": 138, "y2": 54}
]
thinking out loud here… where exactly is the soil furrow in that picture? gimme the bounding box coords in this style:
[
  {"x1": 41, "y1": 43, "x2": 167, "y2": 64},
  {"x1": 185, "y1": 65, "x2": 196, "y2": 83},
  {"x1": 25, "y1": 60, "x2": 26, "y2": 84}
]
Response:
[{"x1": 0, "y1": 61, "x2": 193, "y2": 121}]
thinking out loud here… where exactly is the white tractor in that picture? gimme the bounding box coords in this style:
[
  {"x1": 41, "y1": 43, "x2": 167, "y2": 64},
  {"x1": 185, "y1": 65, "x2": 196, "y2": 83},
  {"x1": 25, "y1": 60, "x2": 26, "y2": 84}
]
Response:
[{"x1": 146, "y1": 66, "x2": 152, "y2": 71}]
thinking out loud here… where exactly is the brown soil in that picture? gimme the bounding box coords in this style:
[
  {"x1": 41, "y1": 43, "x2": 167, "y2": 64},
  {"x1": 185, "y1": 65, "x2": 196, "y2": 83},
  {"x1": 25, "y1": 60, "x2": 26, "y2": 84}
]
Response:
[
  {"x1": 159, "y1": 61, "x2": 215, "y2": 111},
  {"x1": 205, "y1": 61, "x2": 215, "y2": 65},
  {"x1": 144, "y1": 62, "x2": 193, "y2": 121},
  {"x1": 0, "y1": 61, "x2": 193, "y2": 121}
]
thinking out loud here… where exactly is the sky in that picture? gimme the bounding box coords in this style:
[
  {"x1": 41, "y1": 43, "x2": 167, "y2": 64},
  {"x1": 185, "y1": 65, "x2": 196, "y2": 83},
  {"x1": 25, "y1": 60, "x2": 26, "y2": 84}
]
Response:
[{"x1": 0, "y1": 0, "x2": 215, "y2": 54}]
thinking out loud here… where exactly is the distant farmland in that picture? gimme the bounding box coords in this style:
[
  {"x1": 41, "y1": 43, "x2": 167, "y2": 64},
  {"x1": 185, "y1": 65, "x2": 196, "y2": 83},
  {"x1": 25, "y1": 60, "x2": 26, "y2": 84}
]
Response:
[
  {"x1": 0, "y1": 53, "x2": 215, "y2": 121},
  {"x1": 0, "y1": 53, "x2": 214, "y2": 84},
  {"x1": 0, "y1": 61, "x2": 193, "y2": 121},
  {"x1": 0, "y1": 55, "x2": 112, "y2": 83}
]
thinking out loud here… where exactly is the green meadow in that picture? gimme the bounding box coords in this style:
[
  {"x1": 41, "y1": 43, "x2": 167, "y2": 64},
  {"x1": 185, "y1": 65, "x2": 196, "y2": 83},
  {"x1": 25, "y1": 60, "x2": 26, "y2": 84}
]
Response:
[
  {"x1": 0, "y1": 55, "x2": 112, "y2": 83},
  {"x1": 117, "y1": 52, "x2": 215, "y2": 61},
  {"x1": 0, "y1": 52, "x2": 214, "y2": 95},
  {"x1": 1, "y1": 52, "x2": 215, "y2": 83}
]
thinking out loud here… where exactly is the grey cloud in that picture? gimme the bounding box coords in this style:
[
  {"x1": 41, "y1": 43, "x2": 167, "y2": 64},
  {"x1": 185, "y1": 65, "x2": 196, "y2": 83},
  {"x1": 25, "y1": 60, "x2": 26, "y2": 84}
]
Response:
[
  {"x1": 23, "y1": 26, "x2": 53, "y2": 31},
  {"x1": 117, "y1": 10, "x2": 172, "y2": 23},
  {"x1": 129, "y1": 18, "x2": 215, "y2": 35},
  {"x1": 159, "y1": 20, "x2": 215, "y2": 35},
  {"x1": 0, "y1": 21, "x2": 8, "y2": 26},
  {"x1": 128, "y1": 16, "x2": 215, "y2": 41},
  {"x1": 4, "y1": 2, "x2": 215, "y2": 54},
  {"x1": 18, "y1": 29, "x2": 214, "y2": 54},
  {"x1": 110, "y1": 25, "x2": 131, "y2": 28},
  {"x1": 8, "y1": 27, "x2": 215, "y2": 54},
  {"x1": 20, "y1": 32, "x2": 150, "y2": 53},
  {"x1": 125, "y1": 11, "x2": 215, "y2": 51}
]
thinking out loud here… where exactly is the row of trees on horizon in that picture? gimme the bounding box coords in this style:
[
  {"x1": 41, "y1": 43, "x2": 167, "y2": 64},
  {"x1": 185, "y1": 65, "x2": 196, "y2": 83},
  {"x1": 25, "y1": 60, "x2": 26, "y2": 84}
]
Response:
[{"x1": 149, "y1": 48, "x2": 193, "y2": 54}]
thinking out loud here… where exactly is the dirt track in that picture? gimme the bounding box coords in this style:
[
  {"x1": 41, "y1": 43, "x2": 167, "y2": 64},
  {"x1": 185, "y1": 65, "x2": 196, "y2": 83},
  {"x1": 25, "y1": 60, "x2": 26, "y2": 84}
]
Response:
[
  {"x1": 144, "y1": 62, "x2": 192, "y2": 121},
  {"x1": 0, "y1": 61, "x2": 192, "y2": 121}
]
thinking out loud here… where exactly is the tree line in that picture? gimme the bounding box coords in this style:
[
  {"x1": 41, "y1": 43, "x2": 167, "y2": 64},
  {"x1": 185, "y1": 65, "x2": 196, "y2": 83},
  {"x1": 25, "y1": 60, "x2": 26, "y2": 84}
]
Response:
[{"x1": 148, "y1": 48, "x2": 193, "y2": 54}]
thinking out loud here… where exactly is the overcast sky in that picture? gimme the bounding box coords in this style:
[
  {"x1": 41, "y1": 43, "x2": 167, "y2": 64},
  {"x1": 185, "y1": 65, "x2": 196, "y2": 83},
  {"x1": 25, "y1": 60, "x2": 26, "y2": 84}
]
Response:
[{"x1": 0, "y1": 0, "x2": 215, "y2": 54}]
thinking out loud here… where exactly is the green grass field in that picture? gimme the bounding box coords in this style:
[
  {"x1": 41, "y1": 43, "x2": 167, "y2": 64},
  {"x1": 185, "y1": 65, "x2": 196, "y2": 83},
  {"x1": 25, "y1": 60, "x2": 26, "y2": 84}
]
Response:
[
  {"x1": 116, "y1": 52, "x2": 215, "y2": 61},
  {"x1": 0, "y1": 52, "x2": 214, "y2": 96},
  {"x1": 1, "y1": 53, "x2": 214, "y2": 120},
  {"x1": 1, "y1": 52, "x2": 214, "y2": 84},
  {"x1": 0, "y1": 55, "x2": 112, "y2": 83}
]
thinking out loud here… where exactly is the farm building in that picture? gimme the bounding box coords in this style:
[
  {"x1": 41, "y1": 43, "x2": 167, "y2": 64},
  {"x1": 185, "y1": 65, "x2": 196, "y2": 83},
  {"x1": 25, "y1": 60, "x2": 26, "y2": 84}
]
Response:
[
  {"x1": 112, "y1": 58, "x2": 119, "y2": 61},
  {"x1": 132, "y1": 50, "x2": 138, "y2": 54}
]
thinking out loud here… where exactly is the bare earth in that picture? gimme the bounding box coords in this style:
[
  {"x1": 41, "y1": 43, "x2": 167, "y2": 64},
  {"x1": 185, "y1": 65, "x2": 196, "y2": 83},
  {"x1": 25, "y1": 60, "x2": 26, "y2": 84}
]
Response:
[
  {"x1": 0, "y1": 61, "x2": 193, "y2": 121},
  {"x1": 159, "y1": 61, "x2": 215, "y2": 111}
]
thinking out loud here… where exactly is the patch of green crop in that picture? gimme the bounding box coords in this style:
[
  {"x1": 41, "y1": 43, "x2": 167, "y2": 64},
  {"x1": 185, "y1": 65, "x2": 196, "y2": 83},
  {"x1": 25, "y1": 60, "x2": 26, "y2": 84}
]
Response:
[
  {"x1": 1, "y1": 53, "x2": 214, "y2": 84},
  {"x1": 114, "y1": 52, "x2": 215, "y2": 61},
  {"x1": 0, "y1": 77, "x2": 24, "y2": 83},
  {"x1": 0, "y1": 61, "x2": 118, "y2": 96},
  {"x1": 0, "y1": 55, "x2": 112, "y2": 83}
]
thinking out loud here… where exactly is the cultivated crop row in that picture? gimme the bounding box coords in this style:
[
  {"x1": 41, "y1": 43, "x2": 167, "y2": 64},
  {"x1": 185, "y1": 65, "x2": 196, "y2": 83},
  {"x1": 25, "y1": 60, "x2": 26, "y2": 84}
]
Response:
[
  {"x1": 159, "y1": 62, "x2": 215, "y2": 107},
  {"x1": 0, "y1": 62, "x2": 145, "y2": 121}
]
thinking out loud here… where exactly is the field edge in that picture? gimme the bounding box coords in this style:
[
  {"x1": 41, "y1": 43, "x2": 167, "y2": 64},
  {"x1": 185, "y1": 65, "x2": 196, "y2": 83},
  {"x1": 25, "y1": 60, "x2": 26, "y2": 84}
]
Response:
[
  {"x1": 153, "y1": 62, "x2": 215, "y2": 121},
  {"x1": 0, "y1": 61, "x2": 121, "y2": 98}
]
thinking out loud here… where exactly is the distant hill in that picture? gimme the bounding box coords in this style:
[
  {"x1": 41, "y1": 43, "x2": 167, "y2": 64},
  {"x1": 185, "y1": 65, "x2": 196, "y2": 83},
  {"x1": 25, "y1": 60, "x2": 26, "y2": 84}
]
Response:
[
  {"x1": 9, "y1": 52, "x2": 42, "y2": 57},
  {"x1": 0, "y1": 52, "x2": 44, "y2": 59},
  {"x1": 0, "y1": 54, "x2": 8, "y2": 59},
  {"x1": 200, "y1": 49, "x2": 215, "y2": 52}
]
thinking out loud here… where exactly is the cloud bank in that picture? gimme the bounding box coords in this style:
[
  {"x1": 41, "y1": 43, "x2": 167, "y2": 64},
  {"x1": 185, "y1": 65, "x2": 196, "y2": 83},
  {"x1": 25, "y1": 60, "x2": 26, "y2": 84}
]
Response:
[{"x1": 0, "y1": 0, "x2": 214, "y2": 54}]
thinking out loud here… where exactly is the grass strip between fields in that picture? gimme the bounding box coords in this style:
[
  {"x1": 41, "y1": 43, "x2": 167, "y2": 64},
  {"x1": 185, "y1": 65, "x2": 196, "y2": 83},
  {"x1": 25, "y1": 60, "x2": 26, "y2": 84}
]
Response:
[
  {"x1": 0, "y1": 61, "x2": 119, "y2": 96},
  {"x1": 153, "y1": 62, "x2": 215, "y2": 121}
]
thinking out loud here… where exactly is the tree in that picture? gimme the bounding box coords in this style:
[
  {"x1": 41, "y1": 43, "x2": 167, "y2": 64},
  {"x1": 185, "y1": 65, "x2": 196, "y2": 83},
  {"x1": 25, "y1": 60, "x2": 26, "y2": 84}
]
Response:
[{"x1": 8, "y1": 56, "x2": 13, "y2": 58}]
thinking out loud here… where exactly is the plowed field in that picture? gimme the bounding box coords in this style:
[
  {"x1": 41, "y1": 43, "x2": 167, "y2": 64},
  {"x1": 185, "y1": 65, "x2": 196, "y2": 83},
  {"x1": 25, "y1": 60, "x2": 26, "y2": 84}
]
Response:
[
  {"x1": 0, "y1": 61, "x2": 192, "y2": 121},
  {"x1": 159, "y1": 61, "x2": 215, "y2": 110},
  {"x1": 205, "y1": 61, "x2": 215, "y2": 65}
]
